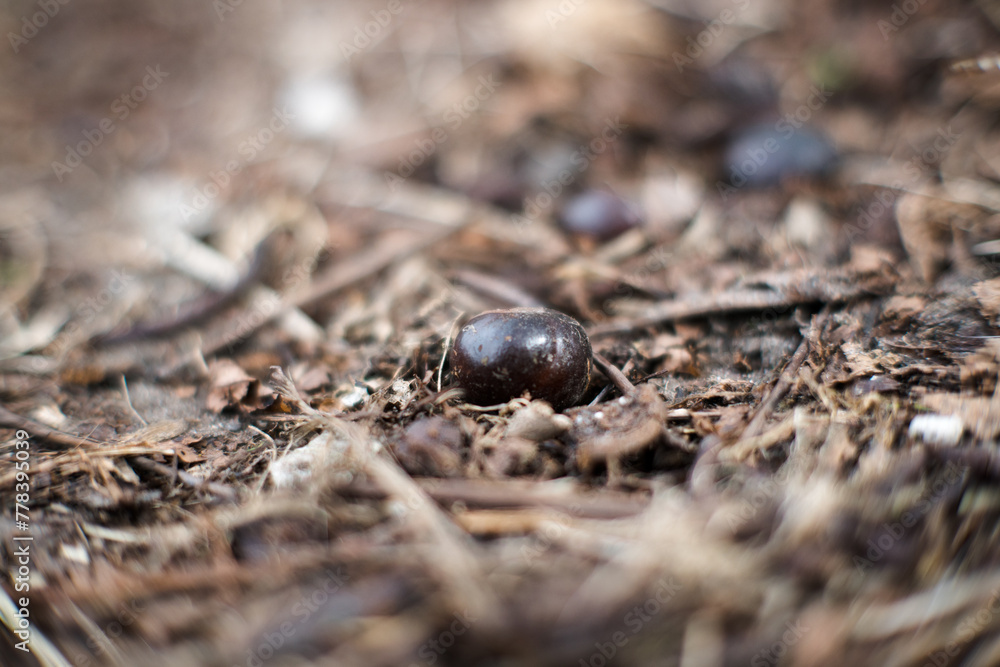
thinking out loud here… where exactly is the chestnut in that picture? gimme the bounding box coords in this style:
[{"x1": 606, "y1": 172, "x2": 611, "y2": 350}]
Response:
[
  {"x1": 723, "y1": 124, "x2": 838, "y2": 188},
  {"x1": 451, "y1": 307, "x2": 592, "y2": 410},
  {"x1": 557, "y1": 190, "x2": 640, "y2": 241}
]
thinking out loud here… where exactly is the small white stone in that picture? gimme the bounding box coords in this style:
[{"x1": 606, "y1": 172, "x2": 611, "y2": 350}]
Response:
[
  {"x1": 908, "y1": 414, "x2": 964, "y2": 446},
  {"x1": 59, "y1": 542, "x2": 90, "y2": 565},
  {"x1": 280, "y1": 74, "x2": 360, "y2": 140},
  {"x1": 339, "y1": 384, "x2": 368, "y2": 409}
]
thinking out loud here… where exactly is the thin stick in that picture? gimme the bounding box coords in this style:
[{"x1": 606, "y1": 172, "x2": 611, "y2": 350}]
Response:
[
  {"x1": 590, "y1": 267, "x2": 887, "y2": 337},
  {"x1": 337, "y1": 476, "x2": 649, "y2": 519},
  {"x1": 130, "y1": 455, "x2": 238, "y2": 502},
  {"x1": 449, "y1": 269, "x2": 544, "y2": 308},
  {"x1": 0, "y1": 405, "x2": 102, "y2": 450},
  {"x1": 365, "y1": 456, "x2": 499, "y2": 625},
  {"x1": 592, "y1": 353, "x2": 637, "y2": 397},
  {"x1": 740, "y1": 308, "x2": 830, "y2": 442},
  {"x1": 437, "y1": 314, "x2": 463, "y2": 393},
  {"x1": 202, "y1": 227, "x2": 457, "y2": 357},
  {"x1": 0, "y1": 586, "x2": 74, "y2": 667},
  {"x1": 120, "y1": 375, "x2": 148, "y2": 426}
]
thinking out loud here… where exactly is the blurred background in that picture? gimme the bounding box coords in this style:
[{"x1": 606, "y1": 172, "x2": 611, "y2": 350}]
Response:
[
  {"x1": 0, "y1": 0, "x2": 998, "y2": 314},
  {"x1": 3, "y1": 0, "x2": 1000, "y2": 332}
]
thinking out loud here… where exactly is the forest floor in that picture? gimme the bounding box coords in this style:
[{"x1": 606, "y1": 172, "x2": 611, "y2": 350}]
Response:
[{"x1": 4, "y1": 0, "x2": 1000, "y2": 665}]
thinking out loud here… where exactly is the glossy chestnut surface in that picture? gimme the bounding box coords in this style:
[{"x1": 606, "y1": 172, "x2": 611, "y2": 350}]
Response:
[{"x1": 451, "y1": 307, "x2": 592, "y2": 410}]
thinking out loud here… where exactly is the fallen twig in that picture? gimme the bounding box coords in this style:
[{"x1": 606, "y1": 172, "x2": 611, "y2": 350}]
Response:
[
  {"x1": 592, "y1": 352, "x2": 637, "y2": 397},
  {"x1": 130, "y1": 455, "x2": 238, "y2": 502},
  {"x1": 0, "y1": 405, "x2": 102, "y2": 450},
  {"x1": 337, "y1": 476, "x2": 649, "y2": 519}
]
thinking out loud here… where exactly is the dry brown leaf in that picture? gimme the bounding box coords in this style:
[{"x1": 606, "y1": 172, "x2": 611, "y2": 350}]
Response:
[
  {"x1": 961, "y1": 338, "x2": 1000, "y2": 393},
  {"x1": 895, "y1": 193, "x2": 955, "y2": 283},
  {"x1": 973, "y1": 277, "x2": 1000, "y2": 324},
  {"x1": 206, "y1": 358, "x2": 271, "y2": 413}
]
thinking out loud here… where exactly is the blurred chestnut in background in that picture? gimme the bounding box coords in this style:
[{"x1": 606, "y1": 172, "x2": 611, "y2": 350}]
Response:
[{"x1": 557, "y1": 190, "x2": 642, "y2": 242}]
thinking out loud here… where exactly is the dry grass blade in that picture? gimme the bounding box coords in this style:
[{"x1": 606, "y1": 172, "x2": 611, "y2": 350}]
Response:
[{"x1": 0, "y1": 586, "x2": 73, "y2": 667}]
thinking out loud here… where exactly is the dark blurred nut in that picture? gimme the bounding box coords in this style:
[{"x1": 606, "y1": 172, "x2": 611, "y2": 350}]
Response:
[
  {"x1": 723, "y1": 124, "x2": 838, "y2": 189},
  {"x1": 393, "y1": 417, "x2": 464, "y2": 477},
  {"x1": 557, "y1": 190, "x2": 641, "y2": 241}
]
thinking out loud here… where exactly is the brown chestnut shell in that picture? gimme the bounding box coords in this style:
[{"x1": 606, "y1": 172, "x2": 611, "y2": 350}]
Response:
[{"x1": 450, "y1": 307, "x2": 592, "y2": 410}]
